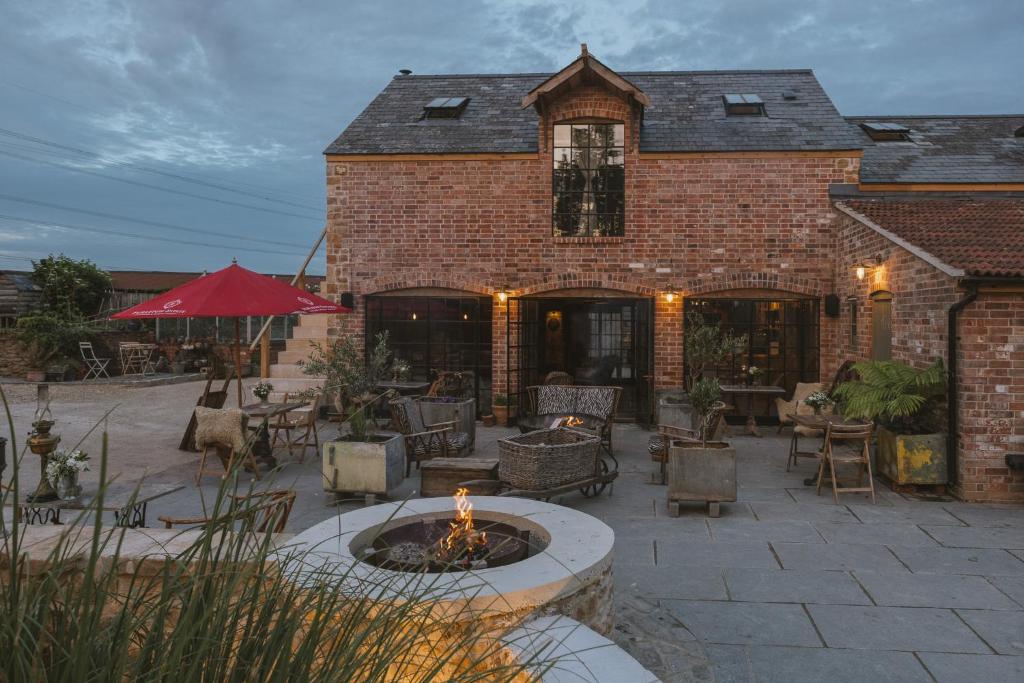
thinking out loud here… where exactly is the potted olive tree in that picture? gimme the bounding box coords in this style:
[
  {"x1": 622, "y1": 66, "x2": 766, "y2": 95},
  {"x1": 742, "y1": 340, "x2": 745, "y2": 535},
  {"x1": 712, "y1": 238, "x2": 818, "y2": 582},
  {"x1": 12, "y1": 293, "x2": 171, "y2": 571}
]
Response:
[
  {"x1": 303, "y1": 332, "x2": 405, "y2": 501},
  {"x1": 666, "y1": 377, "x2": 737, "y2": 518},
  {"x1": 668, "y1": 312, "x2": 745, "y2": 431},
  {"x1": 833, "y1": 359, "x2": 947, "y2": 485}
]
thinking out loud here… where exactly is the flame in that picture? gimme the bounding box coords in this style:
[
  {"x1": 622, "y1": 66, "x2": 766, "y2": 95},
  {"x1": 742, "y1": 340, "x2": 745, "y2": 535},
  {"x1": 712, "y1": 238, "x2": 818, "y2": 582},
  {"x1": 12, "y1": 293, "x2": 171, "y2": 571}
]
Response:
[
  {"x1": 564, "y1": 415, "x2": 584, "y2": 427},
  {"x1": 440, "y1": 487, "x2": 487, "y2": 563}
]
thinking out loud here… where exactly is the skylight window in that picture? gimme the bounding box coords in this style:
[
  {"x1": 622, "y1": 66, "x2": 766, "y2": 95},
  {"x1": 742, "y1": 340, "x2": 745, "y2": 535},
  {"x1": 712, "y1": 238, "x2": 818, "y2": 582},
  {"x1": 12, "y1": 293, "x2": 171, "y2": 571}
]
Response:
[
  {"x1": 723, "y1": 94, "x2": 765, "y2": 116},
  {"x1": 860, "y1": 121, "x2": 911, "y2": 141},
  {"x1": 423, "y1": 97, "x2": 470, "y2": 119}
]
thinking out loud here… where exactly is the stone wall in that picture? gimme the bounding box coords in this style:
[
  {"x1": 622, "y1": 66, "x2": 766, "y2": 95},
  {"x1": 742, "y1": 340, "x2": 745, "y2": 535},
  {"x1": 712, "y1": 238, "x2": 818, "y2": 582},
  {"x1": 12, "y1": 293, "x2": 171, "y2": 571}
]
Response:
[
  {"x1": 0, "y1": 334, "x2": 31, "y2": 378},
  {"x1": 324, "y1": 84, "x2": 859, "y2": 399},
  {"x1": 835, "y1": 211, "x2": 1024, "y2": 503}
]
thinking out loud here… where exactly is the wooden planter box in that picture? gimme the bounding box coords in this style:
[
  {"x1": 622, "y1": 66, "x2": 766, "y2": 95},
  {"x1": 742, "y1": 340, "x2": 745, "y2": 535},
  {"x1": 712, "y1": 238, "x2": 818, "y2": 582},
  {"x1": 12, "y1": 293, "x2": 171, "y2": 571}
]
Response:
[
  {"x1": 876, "y1": 426, "x2": 947, "y2": 485},
  {"x1": 416, "y1": 397, "x2": 476, "y2": 450},
  {"x1": 322, "y1": 433, "x2": 405, "y2": 503},
  {"x1": 667, "y1": 441, "x2": 736, "y2": 518},
  {"x1": 420, "y1": 457, "x2": 499, "y2": 497}
]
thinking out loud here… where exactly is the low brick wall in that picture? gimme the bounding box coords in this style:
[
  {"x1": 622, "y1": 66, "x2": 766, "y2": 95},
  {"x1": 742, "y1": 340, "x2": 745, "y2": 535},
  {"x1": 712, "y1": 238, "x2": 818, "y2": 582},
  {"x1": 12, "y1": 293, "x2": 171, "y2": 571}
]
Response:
[{"x1": 0, "y1": 334, "x2": 31, "y2": 378}]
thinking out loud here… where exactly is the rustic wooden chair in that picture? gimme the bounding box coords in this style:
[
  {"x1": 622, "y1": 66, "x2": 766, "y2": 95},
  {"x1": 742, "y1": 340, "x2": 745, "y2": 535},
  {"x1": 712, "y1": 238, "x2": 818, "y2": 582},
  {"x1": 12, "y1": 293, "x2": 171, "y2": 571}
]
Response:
[
  {"x1": 194, "y1": 407, "x2": 260, "y2": 484},
  {"x1": 816, "y1": 422, "x2": 875, "y2": 504},
  {"x1": 389, "y1": 396, "x2": 469, "y2": 476},
  {"x1": 159, "y1": 489, "x2": 296, "y2": 533},
  {"x1": 270, "y1": 391, "x2": 323, "y2": 463}
]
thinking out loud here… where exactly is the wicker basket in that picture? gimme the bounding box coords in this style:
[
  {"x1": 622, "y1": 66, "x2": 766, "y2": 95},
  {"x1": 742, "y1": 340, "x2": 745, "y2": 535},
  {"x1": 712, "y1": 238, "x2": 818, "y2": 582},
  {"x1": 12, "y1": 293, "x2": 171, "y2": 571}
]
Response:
[{"x1": 498, "y1": 428, "x2": 601, "y2": 490}]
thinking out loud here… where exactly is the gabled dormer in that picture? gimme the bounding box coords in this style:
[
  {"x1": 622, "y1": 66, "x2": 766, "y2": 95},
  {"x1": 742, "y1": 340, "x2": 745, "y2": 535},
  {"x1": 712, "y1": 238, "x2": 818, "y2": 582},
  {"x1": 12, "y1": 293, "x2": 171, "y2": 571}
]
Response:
[{"x1": 520, "y1": 44, "x2": 651, "y2": 114}]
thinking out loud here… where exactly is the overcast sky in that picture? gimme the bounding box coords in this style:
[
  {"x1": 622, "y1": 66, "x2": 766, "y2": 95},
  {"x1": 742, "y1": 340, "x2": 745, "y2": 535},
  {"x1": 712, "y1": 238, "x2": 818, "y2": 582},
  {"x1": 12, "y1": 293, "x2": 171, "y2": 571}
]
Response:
[{"x1": 1, "y1": 0, "x2": 1021, "y2": 275}]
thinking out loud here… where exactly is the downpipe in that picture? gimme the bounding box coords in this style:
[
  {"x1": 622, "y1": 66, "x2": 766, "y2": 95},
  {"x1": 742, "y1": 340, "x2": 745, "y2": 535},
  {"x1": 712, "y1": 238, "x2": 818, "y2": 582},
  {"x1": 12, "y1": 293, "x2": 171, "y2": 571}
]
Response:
[{"x1": 946, "y1": 286, "x2": 978, "y2": 486}]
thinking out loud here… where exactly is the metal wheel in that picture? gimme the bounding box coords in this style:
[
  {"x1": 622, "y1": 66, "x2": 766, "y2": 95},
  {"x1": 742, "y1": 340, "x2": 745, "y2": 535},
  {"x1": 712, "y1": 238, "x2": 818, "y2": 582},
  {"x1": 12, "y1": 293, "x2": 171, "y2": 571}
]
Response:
[{"x1": 579, "y1": 459, "x2": 610, "y2": 497}]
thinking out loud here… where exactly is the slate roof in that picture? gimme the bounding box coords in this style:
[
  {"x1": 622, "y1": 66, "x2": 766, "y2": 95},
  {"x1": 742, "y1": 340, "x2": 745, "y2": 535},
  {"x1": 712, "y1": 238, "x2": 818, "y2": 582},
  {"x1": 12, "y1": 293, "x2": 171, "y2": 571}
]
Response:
[
  {"x1": 849, "y1": 116, "x2": 1024, "y2": 184},
  {"x1": 841, "y1": 199, "x2": 1024, "y2": 278},
  {"x1": 109, "y1": 271, "x2": 324, "y2": 292},
  {"x1": 325, "y1": 70, "x2": 863, "y2": 154}
]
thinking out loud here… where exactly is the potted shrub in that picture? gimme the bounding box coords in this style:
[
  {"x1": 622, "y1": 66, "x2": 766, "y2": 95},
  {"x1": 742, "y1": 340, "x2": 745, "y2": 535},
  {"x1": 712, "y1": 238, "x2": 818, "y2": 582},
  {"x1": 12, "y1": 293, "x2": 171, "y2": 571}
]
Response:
[
  {"x1": 683, "y1": 312, "x2": 746, "y2": 429},
  {"x1": 17, "y1": 312, "x2": 90, "y2": 382},
  {"x1": 492, "y1": 393, "x2": 517, "y2": 427},
  {"x1": 833, "y1": 359, "x2": 947, "y2": 485},
  {"x1": 310, "y1": 332, "x2": 406, "y2": 501},
  {"x1": 666, "y1": 378, "x2": 737, "y2": 519}
]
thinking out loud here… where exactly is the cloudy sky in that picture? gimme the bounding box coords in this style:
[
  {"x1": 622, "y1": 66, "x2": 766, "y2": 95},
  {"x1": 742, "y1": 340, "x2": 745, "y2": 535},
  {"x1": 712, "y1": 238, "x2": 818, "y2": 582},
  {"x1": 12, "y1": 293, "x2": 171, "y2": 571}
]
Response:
[{"x1": 1, "y1": 0, "x2": 1021, "y2": 275}]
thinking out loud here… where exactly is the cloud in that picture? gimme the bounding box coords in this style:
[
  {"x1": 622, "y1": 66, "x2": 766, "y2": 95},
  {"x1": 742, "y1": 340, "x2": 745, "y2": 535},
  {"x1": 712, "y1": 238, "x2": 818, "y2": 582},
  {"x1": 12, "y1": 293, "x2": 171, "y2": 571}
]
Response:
[{"x1": 0, "y1": 0, "x2": 1021, "y2": 273}]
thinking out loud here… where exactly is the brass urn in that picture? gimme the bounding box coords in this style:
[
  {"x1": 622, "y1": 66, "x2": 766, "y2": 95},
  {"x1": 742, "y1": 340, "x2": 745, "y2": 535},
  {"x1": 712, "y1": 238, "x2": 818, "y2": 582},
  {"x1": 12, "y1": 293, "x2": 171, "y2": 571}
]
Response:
[{"x1": 26, "y1": 385, "x2": 60, "y2": 503}]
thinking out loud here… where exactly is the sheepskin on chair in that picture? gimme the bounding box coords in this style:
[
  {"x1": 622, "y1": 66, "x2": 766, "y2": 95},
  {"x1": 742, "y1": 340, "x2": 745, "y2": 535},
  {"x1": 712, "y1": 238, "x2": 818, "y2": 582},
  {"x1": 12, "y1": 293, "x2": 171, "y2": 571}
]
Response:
[{"x1": 194, "y1": 407, "x2": 248, "y2": 452}]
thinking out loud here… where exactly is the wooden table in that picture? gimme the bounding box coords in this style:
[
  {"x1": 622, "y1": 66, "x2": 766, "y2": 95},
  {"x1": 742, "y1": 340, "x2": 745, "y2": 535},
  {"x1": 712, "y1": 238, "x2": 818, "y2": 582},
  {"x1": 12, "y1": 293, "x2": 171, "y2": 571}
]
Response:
[
  {"x1": 242, "y1": 401, "x2": 306, "y2": 467},
  {"x1": 119, "y1": 342, "x2": 157, "y2": 375},
  {"x1": 7, "y1": 482, "x2": 183, "y2": 527},
  {"x1": 720, "y1": 384, "x2": 786, "y2": 437}
]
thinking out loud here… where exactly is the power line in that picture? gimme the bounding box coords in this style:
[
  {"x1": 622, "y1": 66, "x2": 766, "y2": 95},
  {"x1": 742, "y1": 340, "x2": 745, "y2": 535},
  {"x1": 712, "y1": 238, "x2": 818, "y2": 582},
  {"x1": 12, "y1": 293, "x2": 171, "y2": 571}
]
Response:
[
  {"x1": 0, "y1": 81, "x2": 325, "y2": 204},
  {"x1": 0, "y1": 127, "x2": 325, "y2": 212},
  {"x1": 0, "y1": 147, "x2": 323, "y2": 221},
  {"x1": 0, "y1": 214, "x2": 308, "y2": 257},
  {"x1": 0, "y1": 193, "x2": 313, "y2": 250}
]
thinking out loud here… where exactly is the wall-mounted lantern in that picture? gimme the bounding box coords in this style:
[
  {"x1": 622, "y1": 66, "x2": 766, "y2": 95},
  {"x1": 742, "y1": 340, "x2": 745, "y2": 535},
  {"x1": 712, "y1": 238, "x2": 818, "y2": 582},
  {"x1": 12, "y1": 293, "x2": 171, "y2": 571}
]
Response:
[
  {"x1": 854, "y1": 255, "x2": 885, "y2": 280},
  {"x1": 664, "y1": 288, "x2": 679, "y2": 303},
  {"x1": 496, "y1": 286, "x2": 509, "y2": 303}
]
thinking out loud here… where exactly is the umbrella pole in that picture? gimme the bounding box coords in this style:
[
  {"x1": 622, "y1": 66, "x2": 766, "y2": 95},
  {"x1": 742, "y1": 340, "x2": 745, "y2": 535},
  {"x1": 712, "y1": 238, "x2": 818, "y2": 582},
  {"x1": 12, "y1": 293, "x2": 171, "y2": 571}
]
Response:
[{"x1": 234, "y1": 318, "x2": 243, "y2": 407}]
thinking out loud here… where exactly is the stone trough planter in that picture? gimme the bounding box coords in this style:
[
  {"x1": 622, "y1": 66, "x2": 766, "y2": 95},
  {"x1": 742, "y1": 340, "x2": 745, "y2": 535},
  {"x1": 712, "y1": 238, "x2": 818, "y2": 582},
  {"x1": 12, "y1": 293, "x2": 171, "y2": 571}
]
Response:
[
  {"x1": 666, "y1": 441, "x2": 737, "y2": 518},
  {"x1": 416, "y1": 396, "x2": 476, "y2": 450},
  {"x1": 321, "y1": 433, "x2": 405, "y2": 505}
]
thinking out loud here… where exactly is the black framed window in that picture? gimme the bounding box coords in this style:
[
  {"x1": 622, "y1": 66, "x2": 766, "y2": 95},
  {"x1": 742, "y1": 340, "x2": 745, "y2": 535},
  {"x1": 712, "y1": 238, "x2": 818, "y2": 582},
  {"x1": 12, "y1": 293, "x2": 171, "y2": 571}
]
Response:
[
  {"x1": 364, "y1": 296, "x2": 492, "y2": 412},
  {"x1": 684, "y1": 298, "x2": 820, "y2": 397},
  {"x1": 553, "y1": 122, "x2": 625, "y2": 237}
]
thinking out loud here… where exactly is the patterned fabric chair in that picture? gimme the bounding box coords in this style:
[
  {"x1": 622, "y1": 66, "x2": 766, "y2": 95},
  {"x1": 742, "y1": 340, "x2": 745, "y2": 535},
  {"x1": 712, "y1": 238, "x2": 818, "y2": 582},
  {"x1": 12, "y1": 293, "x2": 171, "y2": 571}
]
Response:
[
  {"x1": 389, "y1": 396, "x2": 470, "y2": 476},
  {"x1": 648, "y1": 402, "x2": 727, "y2": 484},
  {"x1": 522, "y1": 385, "x2": 622, "y2": 457}
]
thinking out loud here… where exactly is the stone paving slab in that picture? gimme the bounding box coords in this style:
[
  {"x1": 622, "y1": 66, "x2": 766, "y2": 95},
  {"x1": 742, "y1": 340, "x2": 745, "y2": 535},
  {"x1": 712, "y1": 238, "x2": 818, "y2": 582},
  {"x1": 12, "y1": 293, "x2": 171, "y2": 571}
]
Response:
[
  {"x1": 709, "y1": 519, "x2": 824, "y2": 544},
  {"x1": 987, "y1": 576, "x2": 1024, "y2": 607},
  {"x1": 806, "y1": 605, "x2": 992, "y2": 653},
  {"x1": 920, "y1": 525, "x2": 1024, "y2": 549},
  {"x1": 942, "y1": 505, "x2": 1024, "y2": 528},
  {"x1": 854, "y1": 571, "x2": 1021, "y2": 610},
  {"x1": 772, "y1": 542, "x2": 909, "y2": 572},
  {"x1": 614, "y1": 565, "x2": 729, "y2": 601},
  {"x1": 783, "y1": 485, "x2": 890, "y2": 507},
  {"x1": 664, "y1": 600, "x2": 822, "y2": 647},
  {"x1": 917, "y1": 652, "x2": 1024, "y2": 683},
  {"x1": 955, "y1": 609, "x2": 1024, "y2": 655},
  {"x1": 656, "y1": 539, "x2": 780, "y2": 570},
  {"x1": 705, "y1": 644, "x2": 933, "y2": 683},
  {"x1": 748, "y1": 502, "x2": 859, "y2": 524},
  {"x1": 723, "y1": 568, "x2": 872, "y2": 605},
  {"x1": 847, "y1": 504, "x2": 966, "y2": 527},
  {"x1": 732, "y1": 487, "x2": 799, "y2": 503},
  {"x1": 889, "y1": 546, "x2": 1024, "y2": 576},
  {"x1": 812, "y1": 521, "x2": 939, "y2": 547}
]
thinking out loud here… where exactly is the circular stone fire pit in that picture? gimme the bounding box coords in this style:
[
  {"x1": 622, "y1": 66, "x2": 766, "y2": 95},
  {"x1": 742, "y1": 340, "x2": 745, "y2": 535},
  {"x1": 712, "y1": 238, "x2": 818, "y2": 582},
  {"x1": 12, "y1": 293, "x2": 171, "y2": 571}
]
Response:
[{"x1": 286, "y1": 496, "x2": 615, "y2": 634}]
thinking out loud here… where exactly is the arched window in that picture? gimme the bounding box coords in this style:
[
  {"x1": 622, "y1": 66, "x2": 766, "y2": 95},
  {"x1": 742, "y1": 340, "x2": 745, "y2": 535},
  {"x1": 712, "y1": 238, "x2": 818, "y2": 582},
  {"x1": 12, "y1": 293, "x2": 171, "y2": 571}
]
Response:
[{"x1": 552, "y1": 122, "x2": 624, "y2": 237}]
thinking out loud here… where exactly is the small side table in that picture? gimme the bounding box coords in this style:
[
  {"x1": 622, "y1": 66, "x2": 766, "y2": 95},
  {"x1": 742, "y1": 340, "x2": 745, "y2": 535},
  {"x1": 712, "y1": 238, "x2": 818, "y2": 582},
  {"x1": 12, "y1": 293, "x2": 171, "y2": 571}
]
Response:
[{"x1": 420, "y1": 457, "x2": 498, "y2": 497}]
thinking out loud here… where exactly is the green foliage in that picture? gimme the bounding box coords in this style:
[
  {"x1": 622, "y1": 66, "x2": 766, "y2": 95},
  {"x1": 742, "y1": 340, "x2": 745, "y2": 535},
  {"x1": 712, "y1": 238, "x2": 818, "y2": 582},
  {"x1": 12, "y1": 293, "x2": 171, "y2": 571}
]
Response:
[
  {"x1": 689, "y1": 377, "x2": 723, "y2": 445},
  {"x1": 16, "y1": 311, "x2": 93, "y2": 369},
  {"x1": 300, "y1": 331, "x2": 394, "y2": 441},
  {"x1": 833, "y1": 359, "x2": 947, "y2": 434},
  {"x1": 684, "y1": 312, "x2": 746, "y2": 389},
  {"x1": 0, "y1": 392, "x2": 550, "y2": 681},
  {"x1": 32, "y1": 254, "x2": 111, "y2": 317},
  {"x1": 492, "y1": 394, "x2": 517, "y2": 407}
]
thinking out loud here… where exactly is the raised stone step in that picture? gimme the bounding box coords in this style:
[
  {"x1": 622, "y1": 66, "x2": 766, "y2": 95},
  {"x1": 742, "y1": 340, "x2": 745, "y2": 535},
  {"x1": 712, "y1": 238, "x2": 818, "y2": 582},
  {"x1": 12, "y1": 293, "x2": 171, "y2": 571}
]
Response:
[
  {"x1": 277, "y1": 348, "x2": 319, "y2": 364},
  {"x1": 291, "y1": 324, "x2": 329, "y2": 340},
  {"x1": 268, "y1": 363, "x2": 314, "y2": 379}
]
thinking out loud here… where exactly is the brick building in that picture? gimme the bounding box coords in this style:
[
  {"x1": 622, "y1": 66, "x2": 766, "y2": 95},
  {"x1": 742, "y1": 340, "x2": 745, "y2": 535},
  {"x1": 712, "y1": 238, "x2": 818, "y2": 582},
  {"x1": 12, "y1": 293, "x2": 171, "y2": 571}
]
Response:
[{"x1": 320, "y1": 47, "x2": 1024, "y2": 502}]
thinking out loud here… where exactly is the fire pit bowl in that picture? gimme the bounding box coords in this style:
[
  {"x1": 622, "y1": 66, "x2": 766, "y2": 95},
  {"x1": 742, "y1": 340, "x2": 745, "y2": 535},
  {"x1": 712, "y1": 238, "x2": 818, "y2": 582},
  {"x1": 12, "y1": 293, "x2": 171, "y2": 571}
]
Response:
[{"x1": 285, "y1": 496, "x2": 615, "y2": 634}]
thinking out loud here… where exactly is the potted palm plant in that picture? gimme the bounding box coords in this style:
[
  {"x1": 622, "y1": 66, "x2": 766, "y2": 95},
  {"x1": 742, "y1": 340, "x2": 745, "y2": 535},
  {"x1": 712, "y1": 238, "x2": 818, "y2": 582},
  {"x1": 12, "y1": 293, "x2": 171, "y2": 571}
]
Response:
[
  {"x1": 303, "y1": 332, "x2": 406, "y2": 500},
  {"x1": 666, "y1": 377, "x2": 737, "y2": 518},
  {"x1": 833, "y1": 359, "x2": 947, "y2": 485}
]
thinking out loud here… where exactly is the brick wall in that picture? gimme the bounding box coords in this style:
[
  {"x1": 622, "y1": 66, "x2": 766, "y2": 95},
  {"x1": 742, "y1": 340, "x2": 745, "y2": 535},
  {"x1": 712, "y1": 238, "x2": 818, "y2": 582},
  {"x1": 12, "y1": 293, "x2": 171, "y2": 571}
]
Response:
[
  {"x1": 835, "y1": 211, "x2": 1024, "y2": 503},
  {"x1": 324, "y1": 86, "x2": 859, "y2": 399}
]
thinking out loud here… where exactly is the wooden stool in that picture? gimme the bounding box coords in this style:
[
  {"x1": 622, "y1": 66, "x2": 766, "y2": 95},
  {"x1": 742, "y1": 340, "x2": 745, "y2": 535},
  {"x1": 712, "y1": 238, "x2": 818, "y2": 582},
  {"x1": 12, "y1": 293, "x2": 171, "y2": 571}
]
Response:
[{"x1": 420, "y1": 457, "x2": 498, "y2": 497}]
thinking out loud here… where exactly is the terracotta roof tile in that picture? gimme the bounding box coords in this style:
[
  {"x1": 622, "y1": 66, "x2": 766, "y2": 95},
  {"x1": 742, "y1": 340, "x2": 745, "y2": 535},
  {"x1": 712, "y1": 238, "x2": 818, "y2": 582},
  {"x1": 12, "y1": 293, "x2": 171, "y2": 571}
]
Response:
[{"x1": 842, "y1": 199, "x2": 1024, "y2": 278}]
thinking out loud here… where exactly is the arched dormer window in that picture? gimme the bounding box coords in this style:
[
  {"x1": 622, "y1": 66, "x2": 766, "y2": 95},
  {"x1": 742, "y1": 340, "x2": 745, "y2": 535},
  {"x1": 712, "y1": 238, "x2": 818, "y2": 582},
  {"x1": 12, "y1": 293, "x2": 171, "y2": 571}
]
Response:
[{"x1": 552, "y1": 122, "x2": 625, "y2": 237}]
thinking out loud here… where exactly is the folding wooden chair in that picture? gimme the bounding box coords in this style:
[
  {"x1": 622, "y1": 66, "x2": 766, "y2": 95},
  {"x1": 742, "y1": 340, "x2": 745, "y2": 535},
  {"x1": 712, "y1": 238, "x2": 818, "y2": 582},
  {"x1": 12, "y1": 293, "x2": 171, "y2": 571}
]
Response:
[
  {"x1": 816, "y1": 422, "x2": 875, "y2": 504},
  {"x1": 270, "y1": 391, "x2": 323, "y2": 463},
  {"x1": 79, "y1": 342, "x2": 111, "y2": 380},
  {"x1": 159, "y1": 489, "x2": 296, "y2": 533}
]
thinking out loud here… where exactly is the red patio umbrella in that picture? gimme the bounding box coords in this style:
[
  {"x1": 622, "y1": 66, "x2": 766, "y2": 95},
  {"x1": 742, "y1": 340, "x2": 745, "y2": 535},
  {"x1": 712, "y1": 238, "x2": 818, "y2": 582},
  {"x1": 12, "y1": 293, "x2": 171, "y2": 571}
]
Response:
[{"x1": 111, "y1": 261, "x2": 350, "y2": 406}]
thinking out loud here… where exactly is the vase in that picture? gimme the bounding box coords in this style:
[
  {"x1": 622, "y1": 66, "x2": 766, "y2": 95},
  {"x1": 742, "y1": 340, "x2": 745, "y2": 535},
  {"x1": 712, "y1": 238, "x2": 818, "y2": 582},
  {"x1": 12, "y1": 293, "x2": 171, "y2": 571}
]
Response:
[
  {"x1": 54, "y1": 473, "x2": 80, "y2": 500},
  {"x1": 259, "y1": 397, "x2": 269, "y2": 405}
]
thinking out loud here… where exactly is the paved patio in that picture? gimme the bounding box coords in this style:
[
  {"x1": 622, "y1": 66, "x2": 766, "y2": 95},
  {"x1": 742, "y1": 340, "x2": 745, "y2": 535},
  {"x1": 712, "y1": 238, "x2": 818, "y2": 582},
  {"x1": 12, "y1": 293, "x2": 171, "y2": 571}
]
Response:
[{"x1": 2, "y1": 381, "x2": 1022, "y2": 682}]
